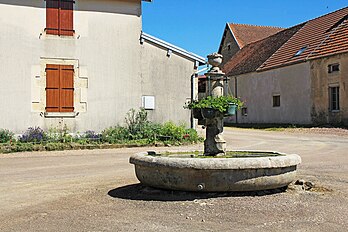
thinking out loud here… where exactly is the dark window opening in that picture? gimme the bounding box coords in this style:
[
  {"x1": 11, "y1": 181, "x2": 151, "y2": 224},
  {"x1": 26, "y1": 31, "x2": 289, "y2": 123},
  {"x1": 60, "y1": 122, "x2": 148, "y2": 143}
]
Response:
[
  {"x1": 241, "y1": 107, "x2": 248, "y2": 116},
  {"x1": 328, "y1": 64, "x2": 340, "y2": 73},
  {"x1": 329, "y1": 86, "x2": 340, "y2": 111},
  {"x1": 198, "y1": 77, "x2": 206, "y2": 93},
  {"x1": 273, "y1": 95, "x2": 280, "y2": 107}
]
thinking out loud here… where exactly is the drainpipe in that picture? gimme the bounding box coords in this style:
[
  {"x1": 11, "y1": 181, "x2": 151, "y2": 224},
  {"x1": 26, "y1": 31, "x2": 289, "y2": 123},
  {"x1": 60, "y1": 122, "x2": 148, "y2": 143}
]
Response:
[
  {"x1": 190, "y1": 73, "x2": 195, "y2": 129},
  {"x1": 234, "y1": 76, "x2": 238, "y2": 124}
]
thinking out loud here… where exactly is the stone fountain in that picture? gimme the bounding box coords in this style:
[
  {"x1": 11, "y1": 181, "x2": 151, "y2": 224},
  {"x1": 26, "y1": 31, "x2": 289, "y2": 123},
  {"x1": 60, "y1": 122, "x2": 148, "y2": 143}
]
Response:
[{"x1": 129, "y1": 53, "x2": 301, "y2": 192}]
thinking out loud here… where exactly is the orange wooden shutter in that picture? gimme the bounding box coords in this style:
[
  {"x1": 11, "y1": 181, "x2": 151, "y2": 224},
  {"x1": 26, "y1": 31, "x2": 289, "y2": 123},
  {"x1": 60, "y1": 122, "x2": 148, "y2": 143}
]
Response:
[
  {"x1": 59, "y1": 0, "x2": 74, "y2": 36},
  {"x1": 46, "y1": 64, "x2": 60, "y2": 112},
  {"x1": 59, "y1": 65, "x2": 74, "y2": 112},
  {"x1": 46, "y1": 0, "x2": 59, "y2": 35}
]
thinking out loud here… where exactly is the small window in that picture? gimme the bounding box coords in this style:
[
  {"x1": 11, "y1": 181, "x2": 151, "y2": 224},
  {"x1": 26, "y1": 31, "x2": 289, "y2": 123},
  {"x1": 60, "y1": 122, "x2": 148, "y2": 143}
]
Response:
[
  {"x1": 227, "y1": 44, "x2": 231, "y2": 51},
  {"x1": 329, "y1": 86, "x2": 340, "y2": 111},
  {"x1": 328, "y1": 64, "x2": 340, "y2": 73},
  {"x1": 294, "y1": 46, "x2": 307, "y2": 57},
  {"x1": 273, "y1": 95, "x2": 280, "y2": 107},
  {"x1": 241, "y1": 107, "x2": 248, "y2": 116}
]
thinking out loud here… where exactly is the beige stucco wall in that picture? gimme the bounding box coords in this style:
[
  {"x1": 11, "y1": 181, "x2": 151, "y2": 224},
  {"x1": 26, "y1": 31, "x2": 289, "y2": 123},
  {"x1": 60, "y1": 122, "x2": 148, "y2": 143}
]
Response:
[
  {"x1": 227, "y1": 62, "x2": 312, "y2": 124},
  {"x1": 0, "y1": 0, "x2": 143, "y2": 133},
  {"x1": 310, "y1": 53, "x2": 348, "y2": 125},
  {"x1": 140, "y1": 41, "x2": 196, "y2": 126}
]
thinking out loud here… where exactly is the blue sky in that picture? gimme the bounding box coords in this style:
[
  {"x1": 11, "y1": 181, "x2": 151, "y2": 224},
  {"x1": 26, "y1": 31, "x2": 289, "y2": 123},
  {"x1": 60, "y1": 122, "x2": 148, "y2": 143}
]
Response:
[{"x1": 143, "y1": 0, "x2": 348, "y2": 58}]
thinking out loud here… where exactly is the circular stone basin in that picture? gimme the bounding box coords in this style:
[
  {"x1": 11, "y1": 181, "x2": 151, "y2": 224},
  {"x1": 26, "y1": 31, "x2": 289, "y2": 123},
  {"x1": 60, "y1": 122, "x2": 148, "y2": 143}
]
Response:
[{"x1": 129, "y1": 151, "x2": 301, "y2": 192}]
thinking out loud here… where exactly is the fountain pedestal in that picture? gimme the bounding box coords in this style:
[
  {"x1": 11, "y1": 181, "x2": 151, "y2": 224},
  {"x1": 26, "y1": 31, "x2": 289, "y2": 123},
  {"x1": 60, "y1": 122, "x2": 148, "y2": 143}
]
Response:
[{"x1": 204, "y1": 53, "x2": 226, "y2": 156}]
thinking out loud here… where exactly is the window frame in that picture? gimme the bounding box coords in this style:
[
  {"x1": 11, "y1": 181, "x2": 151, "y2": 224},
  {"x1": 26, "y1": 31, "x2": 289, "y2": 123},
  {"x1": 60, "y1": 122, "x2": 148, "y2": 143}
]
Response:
[
  {"x1": 329, "y1": 86, "x2": 340, "y2": 112},
  {"x1": 273, "y1": 95, "x2": 280, "y2": 108},
  {"x1": 328, "y1": 63, "x2": 340, "y2": 74}
]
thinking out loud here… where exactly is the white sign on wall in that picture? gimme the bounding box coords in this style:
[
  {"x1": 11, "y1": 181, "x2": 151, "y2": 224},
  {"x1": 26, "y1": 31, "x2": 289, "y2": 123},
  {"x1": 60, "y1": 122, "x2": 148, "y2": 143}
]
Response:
[{"x1": 142, "y1": 96, "x2": 155, "y2": 110}]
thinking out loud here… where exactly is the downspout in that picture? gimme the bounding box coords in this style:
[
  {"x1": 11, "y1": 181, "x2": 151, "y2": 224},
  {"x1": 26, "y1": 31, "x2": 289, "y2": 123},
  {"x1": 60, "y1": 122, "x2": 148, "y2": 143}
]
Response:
[
  {"x1": 191, "y1": 73, "x2": 195, "y2": 129},
  {"x1": 234, "y1": 76, "x2": 238, "y2": 124}
]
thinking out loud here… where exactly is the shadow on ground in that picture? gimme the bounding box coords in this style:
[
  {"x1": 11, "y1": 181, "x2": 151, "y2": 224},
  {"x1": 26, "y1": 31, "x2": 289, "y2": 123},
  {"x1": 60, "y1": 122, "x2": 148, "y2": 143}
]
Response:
[{"x1": 108, "y1": 184, "x2": 287, "y2": 201}]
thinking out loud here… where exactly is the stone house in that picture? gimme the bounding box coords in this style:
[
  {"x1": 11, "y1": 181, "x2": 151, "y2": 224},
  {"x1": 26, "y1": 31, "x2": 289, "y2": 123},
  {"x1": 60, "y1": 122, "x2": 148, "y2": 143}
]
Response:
[
  {"x1": 218, "y1": 23, "x2": 283, "y2": 66},
  {"x1": 222, "y1": 7, "x2": 348, "y2": 125},
  {"x1": 0, "y1": 0, "x2": 205, "y2": 133}
]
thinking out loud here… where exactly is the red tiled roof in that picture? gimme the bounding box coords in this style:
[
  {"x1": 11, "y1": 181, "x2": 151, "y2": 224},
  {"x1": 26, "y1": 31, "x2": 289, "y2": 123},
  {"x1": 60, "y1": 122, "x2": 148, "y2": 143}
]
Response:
[
  {"x1": 258, "y1": 7, "x2": 348, "y2": 71},
  {"x1": 222, "y1": 24, "x2": 304, "y2": 76},
  {"x1": 229, "y1": 23, "x2": 284, "y2": 48}
]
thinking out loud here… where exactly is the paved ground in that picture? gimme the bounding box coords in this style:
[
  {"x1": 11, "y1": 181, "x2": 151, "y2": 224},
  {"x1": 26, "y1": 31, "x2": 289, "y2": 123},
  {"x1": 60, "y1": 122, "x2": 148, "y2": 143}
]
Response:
[{"x1": 0, "y1": 128, "x2": 348, "y2": 231}]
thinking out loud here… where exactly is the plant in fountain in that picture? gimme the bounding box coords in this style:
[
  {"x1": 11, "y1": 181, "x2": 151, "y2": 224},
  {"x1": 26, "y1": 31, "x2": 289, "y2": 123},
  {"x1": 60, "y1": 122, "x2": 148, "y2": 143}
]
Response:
[{"x1": 185, "y1": 95, "x2": 243, "y2": 117}]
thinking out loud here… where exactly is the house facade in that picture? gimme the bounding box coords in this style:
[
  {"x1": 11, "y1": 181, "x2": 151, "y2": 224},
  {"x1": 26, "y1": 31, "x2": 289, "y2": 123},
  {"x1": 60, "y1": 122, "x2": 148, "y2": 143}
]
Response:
[
  {"x1": 222, "y1": 7, "x2": 348, "y2": 126},
  {"x1": 0, "y1": 0, "x2": 205, "y2": 133}
]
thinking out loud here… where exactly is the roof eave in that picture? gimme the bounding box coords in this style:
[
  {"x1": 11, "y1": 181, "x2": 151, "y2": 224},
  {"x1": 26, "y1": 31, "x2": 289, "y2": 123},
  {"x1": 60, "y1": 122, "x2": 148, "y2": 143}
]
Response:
[{"x1": 140, "y1": 32, "x2": 206, "y2": 65}]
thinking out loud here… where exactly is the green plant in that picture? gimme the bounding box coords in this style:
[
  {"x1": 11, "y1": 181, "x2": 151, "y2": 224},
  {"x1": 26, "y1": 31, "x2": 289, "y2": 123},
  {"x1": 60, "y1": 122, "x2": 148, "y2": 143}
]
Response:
[
  {"x1": 184, "y1": 96, "x2": 243, "y2": 113},
  {"x1": 125, "y1": 108, "x2": 150, "y2": 139},
  {"x1": 0, "y1": 129, "x2": 14, "y2": 143},
  {"x1": 101, "y1": 125, "x2": 130, "y2": 143},
  {"x1": 46, "y1": 125, "x2": 72, "y2": 143}
]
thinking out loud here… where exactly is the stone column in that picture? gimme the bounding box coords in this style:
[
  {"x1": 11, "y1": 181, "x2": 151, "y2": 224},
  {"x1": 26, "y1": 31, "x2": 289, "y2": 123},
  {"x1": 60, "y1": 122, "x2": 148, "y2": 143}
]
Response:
[{"x1": 204, "y1": 53, "x2": 226, "y2": 156}]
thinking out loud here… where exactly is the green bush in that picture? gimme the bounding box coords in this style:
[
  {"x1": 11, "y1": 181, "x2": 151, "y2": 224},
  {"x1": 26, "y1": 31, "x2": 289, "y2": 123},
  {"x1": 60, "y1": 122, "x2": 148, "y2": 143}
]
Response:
[
  {"x1": 102, "y1": 125, "x2": 130, "y2": 143},
  {"x1": 0, "y1": 129, "x2": 14, "y2": 143}
]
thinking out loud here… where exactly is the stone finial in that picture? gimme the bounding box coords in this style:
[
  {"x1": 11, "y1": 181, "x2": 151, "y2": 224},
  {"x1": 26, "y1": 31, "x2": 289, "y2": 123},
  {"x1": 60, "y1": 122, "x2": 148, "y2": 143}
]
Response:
[
  {"x1": 207, "y1": 53, "x2": 223, "y2": 67},
  {"x1": 206, "y1": 53, "x2": 225, "y2": 77}
]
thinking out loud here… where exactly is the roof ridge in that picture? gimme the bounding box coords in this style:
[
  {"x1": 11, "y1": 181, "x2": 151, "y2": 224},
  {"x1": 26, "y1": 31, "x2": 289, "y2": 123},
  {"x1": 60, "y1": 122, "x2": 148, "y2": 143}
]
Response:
[
  {"x1": 303, "y1": 6, "x2": 348, "y2": 24},
  {"x1": 229, "y1": 23, "x2": 284, "y2": 29}
]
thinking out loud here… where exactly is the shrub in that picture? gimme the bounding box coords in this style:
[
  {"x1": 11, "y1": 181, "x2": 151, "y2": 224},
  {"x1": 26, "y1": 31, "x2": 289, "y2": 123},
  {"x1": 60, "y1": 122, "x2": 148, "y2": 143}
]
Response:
[
  {"x1": 158, "y1": 122, "x2": 186, "y2": 141},
  {"x1": 101, "y1": 125, "x2": 130, "y2": 143},
  {"x1": 19, "y1": 127, "x2": 46, "y2": 143},
  {"x1": 0, "y1": 129, "x2": 14, "y2": 143}
]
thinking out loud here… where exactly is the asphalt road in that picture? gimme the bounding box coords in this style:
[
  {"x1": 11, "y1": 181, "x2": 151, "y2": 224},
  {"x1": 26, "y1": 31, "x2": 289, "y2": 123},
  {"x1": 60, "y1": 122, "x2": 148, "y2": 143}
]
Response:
[{"x1": 0, "y1": 128, "x2": 347, "y2": 231}]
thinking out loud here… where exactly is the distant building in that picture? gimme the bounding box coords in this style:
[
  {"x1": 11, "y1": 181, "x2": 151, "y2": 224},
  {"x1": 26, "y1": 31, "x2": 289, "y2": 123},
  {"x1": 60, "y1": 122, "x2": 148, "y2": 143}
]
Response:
[
  {"x1": 218, "y1": 23, "x2": 283, "y2": 66},
  {"x1": 221, "y1": 7, "x2": 348, "y2": 125},
  {"x1": 0, "y1": 0, "x2": 205, "y2": 133}
]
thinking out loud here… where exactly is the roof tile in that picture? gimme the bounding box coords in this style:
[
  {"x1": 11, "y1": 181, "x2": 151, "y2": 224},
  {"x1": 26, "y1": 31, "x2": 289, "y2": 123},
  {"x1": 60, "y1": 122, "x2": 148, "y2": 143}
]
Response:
[{"x1": 229, "y1": 23, "x2": 284, "y2": 48}]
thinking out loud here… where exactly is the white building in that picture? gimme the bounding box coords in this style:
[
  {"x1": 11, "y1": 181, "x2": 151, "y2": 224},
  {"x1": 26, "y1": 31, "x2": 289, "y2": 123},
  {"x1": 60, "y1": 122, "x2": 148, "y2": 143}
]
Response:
[{"x1": 0, "y1": 0, "x2": 205, "y2": 133}]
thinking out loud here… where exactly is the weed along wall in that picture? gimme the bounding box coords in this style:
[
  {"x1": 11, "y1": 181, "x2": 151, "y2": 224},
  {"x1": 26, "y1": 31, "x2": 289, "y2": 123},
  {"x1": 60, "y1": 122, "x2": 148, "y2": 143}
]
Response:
[{"x1": 0, "y1": 109, "x2": 203, "y2": 154}]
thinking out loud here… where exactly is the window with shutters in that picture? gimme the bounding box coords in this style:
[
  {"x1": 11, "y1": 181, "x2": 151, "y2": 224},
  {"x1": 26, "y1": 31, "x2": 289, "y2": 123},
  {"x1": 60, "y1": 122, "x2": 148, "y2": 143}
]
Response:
[
  {"x1": 46, "y1": 64, "x2": 74, "y2": 112},
  {"x1": 46, "y1": 0, "x2": 74, "y2": 36}
]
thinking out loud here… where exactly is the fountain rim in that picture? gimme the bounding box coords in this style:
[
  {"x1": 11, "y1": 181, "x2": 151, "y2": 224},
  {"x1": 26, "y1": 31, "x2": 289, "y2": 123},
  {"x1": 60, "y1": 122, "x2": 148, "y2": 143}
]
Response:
[{"x1": 129, "y1": 150, "x2": 301, "y2": 170}]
